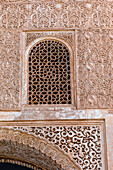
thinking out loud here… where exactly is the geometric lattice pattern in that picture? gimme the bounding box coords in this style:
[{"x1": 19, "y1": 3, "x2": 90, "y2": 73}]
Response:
[{"x1": 28, "y1": 40, "x2": 71, "y2": 105}]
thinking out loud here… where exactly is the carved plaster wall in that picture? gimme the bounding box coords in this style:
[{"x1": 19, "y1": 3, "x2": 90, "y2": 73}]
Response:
[
  {"x1": 77, "y1": 29, "x2": 113, "y2": 109},
  {"x1": 0, "y1": 127, "x2": 79, "y2": 170},
  {"x1": 0, "y1": 0, "x2": 113, "y2": 109},
  {"x1": 0, "y1": 120, "x2": 106, "y2": 170},
  {"x1": 0, "y1": 1, "x2": 112, "y2": 29},
  {"x1": 0, "y1": 140, "x2": 64, "y2": 170},
  {"x1": 0, "y1": 0, "x2": 112, "y2": 169},
  {"x1": 0, "y1": 30, "x2": 21, "y2": 110},
  {"x1": 22, "y1": 32, "x2": 75, "y2": 108}
]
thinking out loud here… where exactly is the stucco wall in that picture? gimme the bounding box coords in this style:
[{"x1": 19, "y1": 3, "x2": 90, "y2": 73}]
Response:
[{"x1": 0, "y1": 0, "x2": 113, "y2": 169}]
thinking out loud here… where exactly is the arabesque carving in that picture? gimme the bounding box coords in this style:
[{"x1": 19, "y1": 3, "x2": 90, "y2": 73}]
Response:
[
  {"x1": 0, "y1": 2, "x2": 111, "y2": 29},
  {"x1": 0, "y1": 1, "x2": 112, "y2": 109},
  {"x1": 0, "y1": 0, "x2": 109, "y2": 169},
  {"x1": 26, "y1": 31, "x2": 74, "y2": 48},
  {"x1": 28, "y1": 2, "x2": 111, "y2": 29},
  {"x1": 0, "y1": 128, "x2": 79, "y2": 170},
  {"x1": 0, "y1": 31, "x2": 20, "y2": 109},
  {"x1": 0, "y1": 3, "x2": 28, "y2": 29},
  {"x1": 0, "y1": 140, "x2": 64, "y2": 170},
  {"x1": 77, "y1": 29, "x2": 113, "y2": 109},
  {"x1": 13, "y1": 125, "x2": 102, "y2": 170}
]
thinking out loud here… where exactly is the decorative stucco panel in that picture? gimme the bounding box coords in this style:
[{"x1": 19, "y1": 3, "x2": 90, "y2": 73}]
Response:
[
  {"x1": 0, "y1": 30, "x2": 20, "y2": 109},
  {"x1": 77, "y1": 29, "x2": 113, "y2": 109},
  {"x1": 0, "y1": 0, "x2": 112, "y2": 169},
  {"x1": 0, "y1": 120, "x2": 106, "y2": 170},
  {"x1": 0, "y1": 2, "x2": 112, "y2": 29},
  {"x1": 0, "y1": 1, "x2": 113, "y2": 109},
  {"x1": 14, "y1": 125, "x2": 102, "y2": 170}
]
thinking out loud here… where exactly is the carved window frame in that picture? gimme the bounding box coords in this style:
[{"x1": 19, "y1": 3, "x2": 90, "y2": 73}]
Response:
[{"x1": 22, "y1": 32, "x2": 75, "y2": 108}]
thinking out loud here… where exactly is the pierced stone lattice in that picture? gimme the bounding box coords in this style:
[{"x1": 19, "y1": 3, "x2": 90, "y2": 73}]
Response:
[
  {"x1": 28, "y1": 40, "x2": 71, "y2": 105},
  {"x1": 14, "y1": 125, "x2": 102, "y2": 170}
]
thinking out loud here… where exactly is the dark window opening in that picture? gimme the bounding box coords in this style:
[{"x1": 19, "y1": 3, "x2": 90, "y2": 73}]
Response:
[{"x1": 0, "y1": 163, "x2": 34, "y2": 170}]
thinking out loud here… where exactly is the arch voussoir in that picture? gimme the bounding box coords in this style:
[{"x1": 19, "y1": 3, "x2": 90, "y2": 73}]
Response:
[{"x1": 0, "y1": 128, "x2": 80, "y2": 170}]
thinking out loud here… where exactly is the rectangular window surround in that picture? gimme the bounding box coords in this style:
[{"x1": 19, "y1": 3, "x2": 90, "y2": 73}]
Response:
[{"x1": 21, "y1": 30, "x2": 76, "y2": 109}]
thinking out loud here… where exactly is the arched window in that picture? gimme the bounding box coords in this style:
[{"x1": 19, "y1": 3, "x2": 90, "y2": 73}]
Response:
[{"x1": 28, "y1": 39, "x2": 73, "y2": 105}]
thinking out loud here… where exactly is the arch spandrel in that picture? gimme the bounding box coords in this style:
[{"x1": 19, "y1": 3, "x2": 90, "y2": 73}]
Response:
[
  {"x1": 0, "y1": 128, "x2": 81, "y2": 170},
  {"x1": 25, "y1": 36, "x2": 74, "y2": 59}
]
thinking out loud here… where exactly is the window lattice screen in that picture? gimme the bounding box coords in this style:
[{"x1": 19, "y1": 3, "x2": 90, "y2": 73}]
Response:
[{"x1": 28, "y1": 40, "x2": 71, "y2": 105}]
